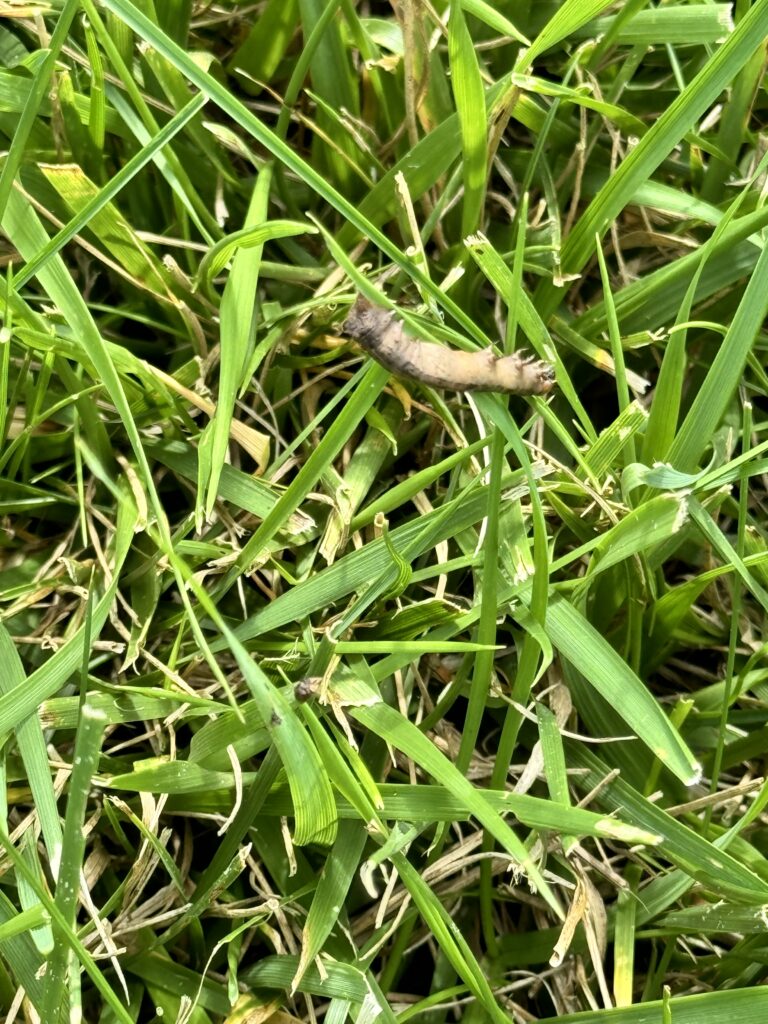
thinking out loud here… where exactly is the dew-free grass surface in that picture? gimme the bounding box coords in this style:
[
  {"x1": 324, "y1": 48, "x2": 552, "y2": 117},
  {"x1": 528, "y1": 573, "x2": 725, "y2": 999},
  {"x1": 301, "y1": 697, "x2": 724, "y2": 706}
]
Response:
[{"x1": 2, "y1": 2, "x2": 768, "y2": 1022}]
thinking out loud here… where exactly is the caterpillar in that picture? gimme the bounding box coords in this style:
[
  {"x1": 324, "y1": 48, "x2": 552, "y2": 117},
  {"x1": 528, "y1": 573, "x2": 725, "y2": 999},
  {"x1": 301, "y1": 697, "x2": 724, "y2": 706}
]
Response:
[{"x1": 342, "y1": 295, "x2": 555, "y2": 396}]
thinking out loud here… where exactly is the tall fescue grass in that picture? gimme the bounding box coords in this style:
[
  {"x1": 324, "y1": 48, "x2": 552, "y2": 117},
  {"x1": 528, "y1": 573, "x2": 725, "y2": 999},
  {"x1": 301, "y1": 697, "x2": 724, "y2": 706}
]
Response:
[{"x1": 1, "y1": 2, "x2": 768, "y2": 1022}]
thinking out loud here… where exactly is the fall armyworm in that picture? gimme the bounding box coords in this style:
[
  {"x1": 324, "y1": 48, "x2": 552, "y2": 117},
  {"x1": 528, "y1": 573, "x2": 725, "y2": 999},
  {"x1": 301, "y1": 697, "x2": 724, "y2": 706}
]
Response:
[{"x1": 342, "y1": 295, "x2": 555, "y2": 395}]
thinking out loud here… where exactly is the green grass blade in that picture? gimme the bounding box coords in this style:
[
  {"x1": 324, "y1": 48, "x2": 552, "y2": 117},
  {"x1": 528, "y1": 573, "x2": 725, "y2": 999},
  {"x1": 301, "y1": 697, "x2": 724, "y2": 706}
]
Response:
[
  {"x1": 448, "y1": 0, "x2": 487, "y2": 237},
  {"x1": 668, "y1": 241, "x2": 768, "y2": 471},
  {"x1": 544, "y1": 595, "x2": 700, "y2": 784},
  {"x1": 42, "y1": 706, "x2": 106, "y2": 1019}
]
